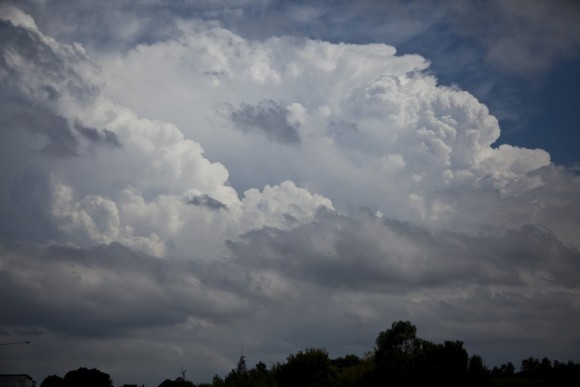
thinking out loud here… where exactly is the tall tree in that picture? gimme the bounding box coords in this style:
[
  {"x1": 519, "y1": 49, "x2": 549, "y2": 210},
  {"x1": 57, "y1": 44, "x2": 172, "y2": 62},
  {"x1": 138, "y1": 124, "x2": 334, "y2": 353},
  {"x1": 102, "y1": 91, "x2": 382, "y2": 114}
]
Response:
[
  {"x1": 63, "y1": 368, "x2": 113, "y2": 387},
  {"x1": 224, "y1": 355, "x2": 250, "y2": 386},
  {"x1": 373, "y1": 320, "x2": 420, "y2": 385},
  {"x1": 40, "y1": 375, "x2": 65, "y2": 387},
  {"x1": 274, "y1": 347, "x2": 338, "y2": 387}
]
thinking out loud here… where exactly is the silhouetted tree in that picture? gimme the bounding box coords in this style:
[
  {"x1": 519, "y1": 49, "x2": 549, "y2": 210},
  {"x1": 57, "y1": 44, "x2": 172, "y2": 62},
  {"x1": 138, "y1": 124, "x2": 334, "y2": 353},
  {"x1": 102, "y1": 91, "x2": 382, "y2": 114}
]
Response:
[
  {"x1": 332, "y1": 354, "x2": 374, "y2": 387},
  {"x1": 197, "y1": 374, "x2": 224, "y2": 387},
  {"x1": 158, "y1": 377, "x2": 196, "y2": 387},
  {"x1": 371, "y1": 321, "x2": 478, "y2": 386},
  {"x1": 467, "y1": 354, "x2": 492, "y2": 386},
  {"x1": 224, "y1": 355, "x2": 251, "y2": 386},
  {"x1": 521, "y1": 356, "x2": 541, "y2": 376},
  {"x1": 63, "y1": 368, "x2": 113, "y2": 387},
  {"x1": 492, "y1": 361, "x2": 516, "y2": 377},
  {"x1": 538, "y1": 356, "x2": 553, "y2": 378},
  {"x1": 212, "y1": 374, "x2": 225, "y2": 387},
  {"x1": 441, "y1": 340, "x2": 469, "y2": 384},
  {"x1": 245, "y1": 361, "x2": 273, "y2": 387},
  {"x1": 189, "y1": 321, "x2": 580, "y2": 387},
  {"x1": 274, "y1": 347, "x2": 338, "y2": 387},
  {"x1": 40, "y1": 375, "x2": 65, "y2": 387},
  {"x1": 373, "y1": 320, "x2": 421, "y2": 385},
  {"x1": 414, "y1": 339, "x2": 471, "y2": 387},
  {"x1": 553, "y1": 360, "x2": 580, "y2": 386},
  {"x1": 488, "y1": 357, "x2": 580, "y2": 386},
  {"x1": 332, "y1": 354, "x2": 361, "y2": 369},
  {"x1": 375, "y1": 320, "x2": 419, "y2": 356}
]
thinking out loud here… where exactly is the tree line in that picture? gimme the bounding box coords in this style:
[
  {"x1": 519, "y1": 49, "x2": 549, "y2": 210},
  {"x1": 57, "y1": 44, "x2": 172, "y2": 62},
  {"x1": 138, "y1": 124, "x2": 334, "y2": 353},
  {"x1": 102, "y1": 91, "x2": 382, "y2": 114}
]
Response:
[{"x1": 40, "y1": 321, "x2": 579, "y2": 387}]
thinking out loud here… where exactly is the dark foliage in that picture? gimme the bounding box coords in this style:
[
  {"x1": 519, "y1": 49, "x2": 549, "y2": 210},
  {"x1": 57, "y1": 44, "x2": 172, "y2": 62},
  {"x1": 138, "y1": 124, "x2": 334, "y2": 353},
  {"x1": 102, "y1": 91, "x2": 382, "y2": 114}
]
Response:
[
  {"x1": 40, "y1": 375, "x2": 65, "y2": 387},
  {"x1": 491, "y1": 356, "x2": 580, "y2": 386},
  {"x1": 40, "y1": 321, "x2": 580, "y2": 387},
  {"x1": 194, "y1": 321, "x2": 578, "y2": 387},
  {"x1": 274, "y1": 348, "x2": 338, "y2": 387},
  {"x1": 41, "y1": 367, "x2": 113, "y2": 387},
  {"x1": 158, "y1": 377, "x2": 196, "y2": 387}
]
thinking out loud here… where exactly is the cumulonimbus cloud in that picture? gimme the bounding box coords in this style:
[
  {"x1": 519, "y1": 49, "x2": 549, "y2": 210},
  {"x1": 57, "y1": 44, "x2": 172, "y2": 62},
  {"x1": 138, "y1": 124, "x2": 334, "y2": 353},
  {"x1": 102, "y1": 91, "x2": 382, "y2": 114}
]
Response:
[{"x1": 1, "y1": 4, "x2": 580, "y2": 384}]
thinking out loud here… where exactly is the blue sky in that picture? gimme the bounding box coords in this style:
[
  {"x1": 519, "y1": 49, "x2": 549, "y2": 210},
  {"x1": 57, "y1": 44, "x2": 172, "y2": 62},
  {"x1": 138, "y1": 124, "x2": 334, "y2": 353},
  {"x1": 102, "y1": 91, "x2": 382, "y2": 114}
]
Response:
[
  {"x1": 398, "y1": 18, "x2": 580, "y2": 167},
  {"x1": 1, "y1": 1, "x2": 579, "y2": 386}
]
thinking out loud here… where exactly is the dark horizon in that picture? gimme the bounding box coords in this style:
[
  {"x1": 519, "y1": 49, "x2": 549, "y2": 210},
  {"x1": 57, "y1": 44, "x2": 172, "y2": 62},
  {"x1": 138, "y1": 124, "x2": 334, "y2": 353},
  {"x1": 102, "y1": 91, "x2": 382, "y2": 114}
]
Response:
[{"x1": 9, "y1": 322, "x2": 580, "y2": 386}]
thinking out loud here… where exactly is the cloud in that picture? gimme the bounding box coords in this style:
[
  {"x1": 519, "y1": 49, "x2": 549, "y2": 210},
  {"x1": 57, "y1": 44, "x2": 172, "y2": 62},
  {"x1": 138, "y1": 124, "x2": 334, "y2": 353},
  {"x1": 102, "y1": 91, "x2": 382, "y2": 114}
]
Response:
[
  {"x1": 227, "y1": 209, "x2": 580, "y2": 292},
  {"x1": 186, "y1": 194, "x2": 228, "y2": 210},
  {"x1": 5, "y1": 0, "x2": 442, "y2": 52},
  {"x1": 230, "y1": 99, "x2": 302, "y2": 145},
  {"x1": 0, "y1": 239, "x2": 249, "y2": 337},
  {"x1": 449, "y1": 0, "x2": 580, "y2": 75},
  {"x1": 220, "y1": 208, "x2": 580, "y2": 369},
  {"x1": 74, "y1": 123, "x2": 122, "y2": 148},
  {"x1": 1, "y1": 4, "x2": 580, "y2": 385},
  {"x1": 1, "y1": 8, "x2": 335, "y2": 254},
  {"x1": 97, "y1": 19, "x2": 555, "y2": 224}
]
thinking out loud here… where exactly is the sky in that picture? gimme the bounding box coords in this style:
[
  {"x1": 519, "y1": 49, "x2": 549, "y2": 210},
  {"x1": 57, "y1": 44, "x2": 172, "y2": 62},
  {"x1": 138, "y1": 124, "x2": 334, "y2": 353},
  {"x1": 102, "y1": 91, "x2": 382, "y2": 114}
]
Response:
[{"x1": 1, "y1": 0, "x2": 579, "y2": 385}]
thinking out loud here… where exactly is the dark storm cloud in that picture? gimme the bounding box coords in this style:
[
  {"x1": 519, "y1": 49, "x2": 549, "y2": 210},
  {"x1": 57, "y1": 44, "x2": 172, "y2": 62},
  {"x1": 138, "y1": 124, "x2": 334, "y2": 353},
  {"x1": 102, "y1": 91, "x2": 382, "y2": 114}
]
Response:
[
  {"x1": 3, "y1": 168, "x2": 57, "y2": 241},
  {"x1": 0, "y1": 20, "x2": 63, "y2": 82},
  {"x1": 0, "y1": 92, "x2": 79, "y2": 157},
  {"x1": 0, "y1": 239, "x2": 248, "y2": 338},
  {"x1": 74, "y1": 122, "x2": 122, "y2": 148},
  {"x1": 218, "y1": 208, "x2": 580, "y2": 365},
  {"x1": 0, "y1": 14, "x2": 107, "y2": 157},
  {"x1": 10, "y1": 207, "x2": 575, "y2": 341},
  {"x1": 186, "y1": 194, "x2": 227, "y2": 210},
  {"x1": 0, "y1": 92, "x2": 116, "y2": 162},
  {"x1": 0, "y1": 17, "x2": 99, "y2": 99},
  {"x1": 230, "y1": 100, "x2": 301, "y2": 145},
  {"x1": 226, "y1": 209, "x2": 580, "y2": 292}
]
